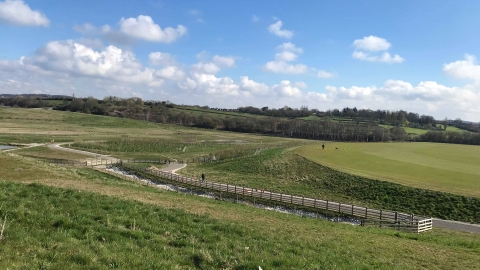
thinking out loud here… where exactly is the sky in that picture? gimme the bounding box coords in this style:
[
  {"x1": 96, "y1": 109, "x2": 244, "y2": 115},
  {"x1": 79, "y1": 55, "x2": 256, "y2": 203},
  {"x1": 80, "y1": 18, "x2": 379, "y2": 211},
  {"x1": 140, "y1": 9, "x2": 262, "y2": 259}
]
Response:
[{"x1": 1, "y1": 0, "x2": 480, "y2": 121}]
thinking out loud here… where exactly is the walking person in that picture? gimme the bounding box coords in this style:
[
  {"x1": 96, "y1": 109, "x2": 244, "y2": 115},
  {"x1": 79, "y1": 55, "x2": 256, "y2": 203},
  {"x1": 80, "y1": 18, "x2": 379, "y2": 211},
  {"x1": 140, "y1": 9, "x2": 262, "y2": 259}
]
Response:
[
  {"x1": 201, "y1": 173, "x2": 205, "y2": 182},
  {"x1": 322, "y1": 144, "x2": 325, "y2": 150}
]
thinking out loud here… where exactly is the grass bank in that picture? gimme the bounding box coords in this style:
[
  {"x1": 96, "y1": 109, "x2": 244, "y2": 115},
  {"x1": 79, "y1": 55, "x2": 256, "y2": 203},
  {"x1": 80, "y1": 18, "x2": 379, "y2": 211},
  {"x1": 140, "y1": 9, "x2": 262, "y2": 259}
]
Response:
[{"x1": 180, "y1": 148, "x2": 480, "y2": 223}]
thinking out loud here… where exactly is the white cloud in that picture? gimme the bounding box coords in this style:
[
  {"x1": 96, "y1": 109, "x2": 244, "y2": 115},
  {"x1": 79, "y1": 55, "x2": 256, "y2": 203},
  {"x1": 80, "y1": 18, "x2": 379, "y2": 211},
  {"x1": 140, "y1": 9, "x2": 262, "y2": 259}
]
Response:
[
  {"x1": 75, "y1": 16, "x2": 187, "y2": 44},
  {"x1": 251, "y1": 15, "x2": 259, "y2": 22},
  {"x1": 352, "y1": 36, "x2": 403, "y2": 64},
  {"x1": 443, "y1": 54, "x2": 480, "y2": 81},
  {"x1": 272, "y1": 80, "x2": 302, "y2": 97},
  {"x1": 238, "y1": 76, "x2": 269, "y2": 95},
  {"x1": 119, "y1": 15, "x2": 187, "y2": 43},
  {"x1": 149, "y1": 52, "x2": 176, "y2": 66},
  {"x1": 1, "y1": 40, "x2": 164, "y2": 86},
  {"x1": 264, "y1": 61, "x2": 308, "y2": 74},
  {"x1": 264, "y1": 43, "x2": 309, "y2": 74},
  {"x1": 275, "y1": 51, "x2": 297, "y2": 62},
  {"x1": 317, "y1": 70, "x2": 334, "y2": 78},
  {"x1": 155, "y1": 66, "x2": 185, "y2": 80},
  {"x1": 212, "y1": 55, "x2": 235, "y2": 67},
  {"x1": 294, "y1": 81, "x2": 308, "y2": 89},
  {"x1": 0, "y1": 0, "x2": 49, "y2": 26},
  {"x1": 191, "y1": 62, "x2": 221, "y2": 74},
  {"x1": 277, "y1": 42, "x2": 302, "y2": 53},
  {"x1": 352, "y1": 51, "x2": 404, "y2": 64},
  {"x1": 326, "y1": 85, "x2": 374, "y2": 99},
  {"x1": 268, "y1": 20, "x2": 293, "y2": 39},
  {"x1": 353, "y1": 36, "x2": 391, "y2": 51}
]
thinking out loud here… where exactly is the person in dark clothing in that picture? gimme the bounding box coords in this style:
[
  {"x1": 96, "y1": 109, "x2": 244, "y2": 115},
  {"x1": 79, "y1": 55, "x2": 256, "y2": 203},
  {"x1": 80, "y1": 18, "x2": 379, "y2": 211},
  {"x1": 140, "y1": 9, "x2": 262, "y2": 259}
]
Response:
[
  {"x1": 322, "y1": 144, "x2": 325, "y2": 150},
  {"x1": 201, "y1": 173, "x2": 205, "y2": 181}
]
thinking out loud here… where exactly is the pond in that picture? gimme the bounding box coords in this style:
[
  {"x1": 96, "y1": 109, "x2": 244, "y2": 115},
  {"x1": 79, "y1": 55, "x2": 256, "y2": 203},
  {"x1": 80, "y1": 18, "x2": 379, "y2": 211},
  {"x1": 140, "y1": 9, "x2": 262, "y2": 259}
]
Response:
[{"x1": 0, "y1": 145, "x2": 17, "y2": 150}]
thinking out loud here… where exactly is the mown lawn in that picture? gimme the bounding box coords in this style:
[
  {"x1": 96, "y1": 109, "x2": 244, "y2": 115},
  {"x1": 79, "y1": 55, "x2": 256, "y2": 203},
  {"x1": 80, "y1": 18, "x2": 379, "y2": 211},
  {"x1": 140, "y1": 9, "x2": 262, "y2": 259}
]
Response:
[{"x1": 296, "y1": 142, "x2": 480, "y2": 198}]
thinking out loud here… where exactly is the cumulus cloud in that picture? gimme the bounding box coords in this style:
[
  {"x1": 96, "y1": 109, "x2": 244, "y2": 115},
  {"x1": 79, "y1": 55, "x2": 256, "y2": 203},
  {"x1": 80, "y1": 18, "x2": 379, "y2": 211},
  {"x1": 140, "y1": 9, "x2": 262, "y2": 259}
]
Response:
[
  {"x1": 352, "y1": 36, "x2": 404, "y2": 64},
  {"x1": 212, "y1": 55, "x2": 235, "y2": 67},
  {"x1": 74, "y1": 15, "x2": 187, "y2": 44},
  {"x1": 352, "y1": 51, "x2": 404, "y2": 63},
  {"x1": 275, "y1": 51, "x2": 297, "y2": 62},
  {"x1": 264, "y1": 42, "x2": 309, "y2": 74},
  {"x1": 294, "y1": 81, "x2": 308, "y2": 89},
  {"x1": 0, "y1": 0, "x2": 49, "y2": 26},
  {"x1": 268, "y1": 20, "x2": 293, "y2": 39},
  {"x1": 317, "y1": 70, "x2": 334, "y2": 78},
  {"x1": 443, "y1": 54, "x2": 480, "y2": 81},
  {"x1": 273, "y1": 80, "x2": 302, "y2": 97},
  {"x1": 277, "y1": 42, "x2": 302, "y2": 53},
  {"x1": 119, "y1": 15, "x2": 187, "y2": 43},
  {"x1": 353, "y1": 36, "x2": 391, "y2": 51},
  {"x1": 264, "y1": 61, "x2": 308, "y2": 74},
  {"x1": 149, "y1": 52, "x2": 176, "y2": 66},
  {"x1": 0, "y1": 40, "x2": 166, "y2": 87}
]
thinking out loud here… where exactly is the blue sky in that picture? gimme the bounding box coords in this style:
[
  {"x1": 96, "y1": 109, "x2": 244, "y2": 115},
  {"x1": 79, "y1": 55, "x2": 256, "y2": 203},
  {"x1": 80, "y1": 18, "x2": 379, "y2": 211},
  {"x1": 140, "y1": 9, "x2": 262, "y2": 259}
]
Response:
[{"x1": 1, "y1": 0, "x2": 480, "y2": 120}]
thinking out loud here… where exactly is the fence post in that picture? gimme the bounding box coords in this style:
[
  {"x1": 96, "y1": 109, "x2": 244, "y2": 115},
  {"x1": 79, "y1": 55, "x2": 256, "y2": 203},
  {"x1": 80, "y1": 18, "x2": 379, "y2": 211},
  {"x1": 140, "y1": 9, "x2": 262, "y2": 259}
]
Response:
[
  {"x1": 352, "y1": 205, "x2": 354, "y2": 216},
  {"x1": 326, "y1": 200, "x2": 329, "y2": 211},
  {"x1": 302, "y1": 196, "x2": 304, "y2": 206},
  {"x1": 339, "y1": 203, "x2": 341, "y2": 213},
  {"x1": 365, "y1": 207, "x2": 368, "y2": 218},
  {"x1": 314, "y1": 198, "x2": 317, "y2": 208},
  {"x1": 380, "y1": 210, "x2": 383, "y2": 221}
]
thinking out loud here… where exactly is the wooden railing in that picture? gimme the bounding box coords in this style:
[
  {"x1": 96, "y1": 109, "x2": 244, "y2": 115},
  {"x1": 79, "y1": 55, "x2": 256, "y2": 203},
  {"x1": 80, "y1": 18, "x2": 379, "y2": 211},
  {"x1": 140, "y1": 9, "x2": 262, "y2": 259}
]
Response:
[
  {"x1": 145, "y1": 167, "x2": 432, "y2": 233},
  {"x1": 48, "y1": 158, "x2": 433, "y2": 233}
]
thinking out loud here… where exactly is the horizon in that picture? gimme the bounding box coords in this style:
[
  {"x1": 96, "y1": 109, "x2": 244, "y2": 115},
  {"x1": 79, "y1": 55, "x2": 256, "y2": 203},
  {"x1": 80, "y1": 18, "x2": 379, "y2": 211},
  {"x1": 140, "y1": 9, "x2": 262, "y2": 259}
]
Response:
[{"x1": 1, "y1": 1, "x2": 480, "y2": 121}]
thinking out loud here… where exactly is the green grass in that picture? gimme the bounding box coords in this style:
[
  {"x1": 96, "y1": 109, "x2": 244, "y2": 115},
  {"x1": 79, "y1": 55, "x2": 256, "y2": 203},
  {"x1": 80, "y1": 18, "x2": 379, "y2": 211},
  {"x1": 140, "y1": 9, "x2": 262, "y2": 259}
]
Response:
[
  {"x1": 296, "y1": 142, "x2": 480, "y2": 198},
  {"x1": 1, "y1": 181, "x2": 480, "y2": 269},
  {"x1": 379, "y1": 124, "x2": 430, "y2": 135},
  {"x1": 1, "y1": 128, "x2": 480, "y2": 268},
  {"x1": 14, "y1": 145, "x2": 92, "y2": 160},
  {"x1": 180, "y1": 148, "x2": 480, "y2": 222}
]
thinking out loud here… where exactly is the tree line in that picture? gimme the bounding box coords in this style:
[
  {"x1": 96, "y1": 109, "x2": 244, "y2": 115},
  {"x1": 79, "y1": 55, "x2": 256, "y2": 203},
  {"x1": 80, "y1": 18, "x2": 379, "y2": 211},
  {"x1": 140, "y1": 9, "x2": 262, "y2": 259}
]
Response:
[{"x1": 2, "y1": 95, "x2": 479, "y2": 144}]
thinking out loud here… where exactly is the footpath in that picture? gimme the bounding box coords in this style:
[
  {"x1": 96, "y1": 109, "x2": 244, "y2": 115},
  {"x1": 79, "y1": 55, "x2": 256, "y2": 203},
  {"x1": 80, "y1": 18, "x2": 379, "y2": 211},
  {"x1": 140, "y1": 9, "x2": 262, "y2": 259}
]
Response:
[{"x1": 6, "y1": 142, "x2": 480, "y2": 234}]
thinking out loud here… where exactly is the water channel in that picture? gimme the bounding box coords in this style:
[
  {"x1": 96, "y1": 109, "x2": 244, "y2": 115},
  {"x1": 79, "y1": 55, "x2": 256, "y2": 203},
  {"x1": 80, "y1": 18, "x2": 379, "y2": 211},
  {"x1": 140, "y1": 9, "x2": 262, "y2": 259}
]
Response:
[{"x1": 0, "y1": 145, "x2": 17, "y2": 150}]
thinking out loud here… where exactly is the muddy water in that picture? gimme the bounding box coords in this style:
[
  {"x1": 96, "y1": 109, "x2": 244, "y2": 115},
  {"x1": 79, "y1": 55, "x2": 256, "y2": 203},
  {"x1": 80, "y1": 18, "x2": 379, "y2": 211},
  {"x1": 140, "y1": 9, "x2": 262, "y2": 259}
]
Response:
[{"x1": 0, "y1": 145, "x2": 17, "y2": 150}]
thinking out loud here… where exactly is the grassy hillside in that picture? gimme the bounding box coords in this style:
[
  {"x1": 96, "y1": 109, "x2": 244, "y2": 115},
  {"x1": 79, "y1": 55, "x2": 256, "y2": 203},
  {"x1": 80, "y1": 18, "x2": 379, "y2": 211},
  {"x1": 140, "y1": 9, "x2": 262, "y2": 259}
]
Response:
[
  {"x1": 180, "y1": 148, "x2": 480, "y2": 222},
  {"x1": 0, "y1": 153, "x2": 479, "y2": 269},
  {"x1": 296, "y1": 142, "x2": 480, "y2": 198}
]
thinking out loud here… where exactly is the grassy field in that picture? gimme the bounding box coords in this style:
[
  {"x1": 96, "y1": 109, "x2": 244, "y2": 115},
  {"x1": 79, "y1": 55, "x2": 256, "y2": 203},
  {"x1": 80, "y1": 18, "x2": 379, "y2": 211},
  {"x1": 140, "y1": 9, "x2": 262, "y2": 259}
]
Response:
[
  {"x1": 1, "y1": 153, "x2": 480, "y2": 269},
  {"x1": 296, "y1": 142, "x2": 480, "y2": 198}
]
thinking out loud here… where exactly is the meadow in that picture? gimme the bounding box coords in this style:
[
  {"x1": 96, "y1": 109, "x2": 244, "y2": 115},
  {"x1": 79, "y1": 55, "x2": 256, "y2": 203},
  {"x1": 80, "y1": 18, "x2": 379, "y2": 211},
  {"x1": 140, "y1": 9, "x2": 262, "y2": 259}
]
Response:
[
  {"x1": 1, "y1": 153, "x2": 480, "y2": 269},
  {"x1": 296, "y1": 142, "x2": 480, "y2": 198},
  {"x1": 1, "y1": 107, "x2": 480, "y2": 267}
]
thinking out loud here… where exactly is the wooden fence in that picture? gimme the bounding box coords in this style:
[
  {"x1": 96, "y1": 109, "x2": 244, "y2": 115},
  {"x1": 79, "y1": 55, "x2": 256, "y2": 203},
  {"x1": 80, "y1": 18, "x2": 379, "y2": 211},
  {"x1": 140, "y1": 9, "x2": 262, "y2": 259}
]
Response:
[
  {"x1": 145, "y1": 167, "x2": 432, "y2": 233},
  {"x1": 48, "y1": 158, "x2": 433, "y2": 233}
]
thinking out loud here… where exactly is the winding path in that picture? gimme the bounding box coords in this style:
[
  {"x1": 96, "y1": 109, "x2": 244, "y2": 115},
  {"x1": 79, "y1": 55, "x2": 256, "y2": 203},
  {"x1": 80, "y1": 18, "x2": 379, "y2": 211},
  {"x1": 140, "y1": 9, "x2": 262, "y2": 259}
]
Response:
[{"x1": 7, "y1": 142, "x2": 480, "y2": 234}]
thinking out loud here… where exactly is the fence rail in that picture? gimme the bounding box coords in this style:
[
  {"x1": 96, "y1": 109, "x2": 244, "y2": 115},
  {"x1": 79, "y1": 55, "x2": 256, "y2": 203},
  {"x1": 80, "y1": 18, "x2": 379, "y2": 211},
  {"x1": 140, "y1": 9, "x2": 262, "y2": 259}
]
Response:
[
  {"x1": 144, "y1": 167, "x2": 432, "y2": 233},
  {"x1": 48, "y1": 158, "x2": 433, "y2": 233}
]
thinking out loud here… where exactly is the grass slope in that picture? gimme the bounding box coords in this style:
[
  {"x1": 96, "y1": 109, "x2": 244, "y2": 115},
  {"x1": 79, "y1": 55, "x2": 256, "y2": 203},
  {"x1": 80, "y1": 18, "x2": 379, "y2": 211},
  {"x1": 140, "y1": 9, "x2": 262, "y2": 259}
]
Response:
[
  {"x1": 1, "y1": 147, "x2": 480, "y2": 268},
  {"x1": 0, "y1": 180, "x2": 479, "y2": 269},
  {"x1": 180, "y1": 148, "x2": 480, "y2": 222},
  {"x1": 296, "y1": 142, "x2": 480, "y2": 198}
]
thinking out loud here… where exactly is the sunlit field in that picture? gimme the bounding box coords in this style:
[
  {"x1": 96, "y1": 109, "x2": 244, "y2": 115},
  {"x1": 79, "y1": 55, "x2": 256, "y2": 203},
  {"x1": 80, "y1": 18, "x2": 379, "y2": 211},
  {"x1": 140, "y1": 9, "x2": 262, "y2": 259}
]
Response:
[{"x1": 296, "y1": 142, "x2": 480, "y2": 197}]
